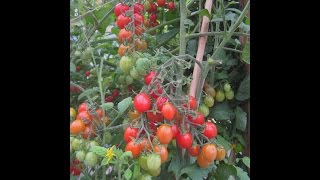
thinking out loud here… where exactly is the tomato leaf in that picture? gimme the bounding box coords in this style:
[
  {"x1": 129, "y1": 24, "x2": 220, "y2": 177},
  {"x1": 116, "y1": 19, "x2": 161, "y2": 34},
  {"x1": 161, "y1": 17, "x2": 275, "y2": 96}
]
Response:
[
  {"x1": 199, "y1": 9, "x2": 212, "y2": 18},
  {"x1": 156, "y1": 28, "x2": 179, "y2": 45},
  {"x1": 101, "y1": 158, "x2": 108, "y2": 166},
  {"x1": 168, "y1": 157, "x2": 184, "y2": 179},
  {"x1": 241, "y1": 41, "x2": 250, "y2": 64},
  {"x1": 120, "y1": 151, "x2": 132, "y2": 160},
  {"x1": 124, "y1": 168, "x2": 132, "y2": 180},
  {"x1": 235, "y1": 166, "x2": 250, "y2": 180},
  {"x1": 213, "y1": 163, "x2": 238, "y2": 180},
  {"x1": 187, "y1": 39, "x2": 197, "y2": 57},
  {"x1": 132, "y1": 164, "x2": 141, "y2": 179},
  {"x1": 214, "y1": 135, "x2": 231, "y2": 152},
  {"x1": 70, "y1": 62, "x2": 76, "y2": 72},
  {"x1": 101, "y1": 102, "x2": 114, "y2": 111},
  {"x1": 242, "y1": 157, "x2": 250, "y2": 168},
  {"x1": 211, "y1": 101, "x2": 235, "y2": 120},
  {"x1": 226, "y1": 8, "x2": 242, "y2": 15},
  {"x1": 90, "y1": 146, "x2": 107, "y2": 157},
  {"x1": 117, "y1": 97, "x2": 132, "y2": 114},
  {"x1": 235, "y1": 106, "x2": 247, "y2": 131},
  {"x1": 235, "y1": 73, "x2": 250, "y2": 101},
  {"x1": 179, "y1": 163, "x2": 216, "y2": 180},
  {"x1": 78, "y1": 87, "x2": 99, "y2": 101}
]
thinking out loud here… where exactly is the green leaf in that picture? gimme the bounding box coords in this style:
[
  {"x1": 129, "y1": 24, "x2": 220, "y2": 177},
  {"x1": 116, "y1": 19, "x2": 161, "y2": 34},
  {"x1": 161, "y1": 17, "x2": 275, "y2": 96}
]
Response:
[
  {"x1": 120, "y1": 151, "x2": 132, "y2": 160},
  {"x1": 241, "y1": 41, "x2": 250, "y2": 64},
  {"x1": 77, "y1": 87, "x2": 99, "y2": 101},
  {"x1": 235, "y1": 106, "x2": 247, "y2": 131},
  {"x1": 235, "y1": 73, "x2": 250, "y2": 101},
  {"x1": 117, "y1": 97, "x2": 132, "y2": 114},
  {"x1": 199, "y1": 9, "x2": 212, "y2": 18},
  {"x1": 245, "y1": 17, "x2": 250, "y2": 25},
  {"x1": 111, "y1": 27, "x2": 120, "y2": 34},
  {"x1": 226, "y1": 59, "x2": 238, "y2": 67},
  {"x1": 187, "y1": 39, "x2": 198, "y2": 57},
  {"x1": 214, "y1": 163, "x2": 237, "y2": 180},
  {"x1": 101, "y1": 102, "x2": 114, "y2": 111},
  {"x1": 184, "y1": 19, "x2": 195, "y2": 27},
  {"x1": 101, "y1": 158, "x2": 108, "y2": 166},
  {"x1": 211, "y1": 101, "x2": 235, "y2": 120},
  {"x1": 226, "y1": 8, "x2": 242, "y2": 15},
  {"x1": 226, "y1": 1, "x2": 239, "y2": 8},
  {"x1": 235, "y1": 166, "x2": 250, "y2": 180},
  {"x1": 214, "y1": 135, "x2": 231, "y2": 152},
  {"x1": 90, "y1": 146, "x2": 107, "y2": 157},
  {"x1": 242, "y1": 157, "x2": 250, "y2": 168},
  {"x1": 124, "y1": 168, "x2": 132, "y2": 180},
  {"x1": 215, "y1": 71, "x2": 228, "y2": 80},
  {"x1": 239, "y1": 22, "x2": 250, "y2": 33},
  {"x1": 70, "y1": 174, "x2": 77, "y2": 180},
  {"x1": 180, "y1": 163, "x2": 216, "y2": 180},
  {"x1": 168, "y1": 157, "x2": 184, "y2": 179},
  {"x1": 156, "y1": 28, "x2": 179, "y2": 45},
  {"x1": 132, "y1": 164, "x2": 141, "y2": 179},
  {"x1": 232, "y1": 134, "x2": 246, "y2": 147},
  {"x1": 70, "y1": 62, "x2": 76, "y2": 72}
]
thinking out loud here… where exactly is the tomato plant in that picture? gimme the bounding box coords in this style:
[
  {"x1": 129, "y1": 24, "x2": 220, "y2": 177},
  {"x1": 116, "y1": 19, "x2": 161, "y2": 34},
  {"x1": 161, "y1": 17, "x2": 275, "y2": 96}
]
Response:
[{"x1": 70, "y1": 0, "x2": 250, "y2": 178}]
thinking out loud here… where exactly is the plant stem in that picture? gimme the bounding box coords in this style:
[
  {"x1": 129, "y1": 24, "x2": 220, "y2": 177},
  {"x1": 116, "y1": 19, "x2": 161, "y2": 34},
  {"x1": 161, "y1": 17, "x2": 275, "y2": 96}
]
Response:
[
  {"x1": 179, "y1": 0, "x2": 187, "y2": 55},
  {"x1": 210, "y1": 0, "x2": 250, "y2": 59}
]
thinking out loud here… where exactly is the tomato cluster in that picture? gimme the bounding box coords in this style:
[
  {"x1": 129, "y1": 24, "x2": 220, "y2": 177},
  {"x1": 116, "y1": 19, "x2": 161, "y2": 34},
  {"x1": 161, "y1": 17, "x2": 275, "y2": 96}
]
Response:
[
  {"x1": 115, "y1": 3, "x2": 148, "y2": 57},
  {"x1": 196, "y1": 143, "x2": 226, "y2": 168},
  {"x1": 144, "y1": 0, "x2": 176, "y2": 28},
  {"x1": 105, "y1": 88, "x2": 120, "y2": 103}
]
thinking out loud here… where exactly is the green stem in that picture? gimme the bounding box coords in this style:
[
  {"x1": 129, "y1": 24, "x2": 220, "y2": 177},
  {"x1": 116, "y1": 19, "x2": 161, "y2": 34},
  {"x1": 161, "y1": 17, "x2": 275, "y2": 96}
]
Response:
[
  {"x1": 179, "y1": 0, "x2": 188, "y2": 55},
  {"x1": 210, "y1": 0, "x2": 250, "y2": 59},
  {"x1": 118, "y1": 163, "x2": 122, "y2": 180}
]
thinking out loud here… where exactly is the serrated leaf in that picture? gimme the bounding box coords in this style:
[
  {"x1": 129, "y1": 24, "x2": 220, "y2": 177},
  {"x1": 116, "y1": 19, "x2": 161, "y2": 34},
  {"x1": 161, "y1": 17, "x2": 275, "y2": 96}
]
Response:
[
  {"x1": 236, "y1": 73, "x2": 250, "y2": 101},
  {"x1": 70, "y1": 62, "x2": 76, "y2": 72},
  {"x1": 101, "y1": 158, "x2": 108, "y2": 166},
  {"x1": 117, "y1": 97, "x2": 132, "y2": 114},
  {"x1": 180, "y1": 163, "x2": 216, "y2": 180},
  {"x1": 211, "y1": 101, "x2": 235, "y2": 120},
  {"x1": 168, "y1": 157, "x2": 183, "y2": 179},
  {"x1": 214, "y1": 135, "x2": 231, "y2": 152},
  {"x1": 120, "y1": 151, "x2": 132, "y2": 160},
  {"x1": 101, "y1": 102, "x2": 114, "y2": 111},
  {"x1": 132, "y1": 164, "x2": 141, "y2": 179},
  {"x1": 235, "y1": 106, "x2": 247, "y2": 131},
  {"x1": 187, "y1": 39, "x2": 197, "y2": 56},
  {"x1": 90, "y1": 146, "x2": 107, "y2": 157},
  {"x1": 215, "y1": 71, "x2": 228, "y2": 80},
  {"x1": 77, "y1": 87, "x2": 99, "y2": 100},
  {"x1": 235, "y1": 166, "x2": 250, "y2": 180},
  {"x1": 124, "y1": 168, "x2": 132, "y2": 180},
  {"x1": 242, "y1": 157, "x2": 250, "y2": 168},
  {"x1": 241, "y1": 41, "x2": 250, "y2": 64},
  {"x1": 199, "y1": 9, "x2": 212, "y2": 18},
  {"x1": 214, "y1": 163, "x2": 237, "y2": 180}
]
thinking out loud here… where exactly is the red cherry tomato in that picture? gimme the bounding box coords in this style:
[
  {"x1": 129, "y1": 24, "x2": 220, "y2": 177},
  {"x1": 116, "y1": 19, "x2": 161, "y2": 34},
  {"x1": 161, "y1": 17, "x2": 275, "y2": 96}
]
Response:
[
  {"x1": 134, "y1": 93, "x2": 152, "y2": 112},
  {"x1": 203, "y1": 122, "x2": 218, "y2": 139},
  {"x1": 176, "y1": 132, "x2": 193, "y2": 149},
  {"x1": 114, "y1": 3, "x2": 130, "y2": 17},
  {"x1": 124, "y1": 127, "x2": 139, "y2": 143}
]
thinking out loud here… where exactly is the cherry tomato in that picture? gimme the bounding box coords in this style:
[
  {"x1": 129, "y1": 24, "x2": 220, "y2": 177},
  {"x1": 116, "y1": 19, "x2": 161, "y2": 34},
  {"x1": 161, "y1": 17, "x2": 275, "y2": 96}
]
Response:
[
  {"x1": 154, "y1": 145, "x2": 168, "y2": 163},
  {"x1": 125, "y1": 141, "x2": 142, "y2": 158},
  {"x1": 112, "y1": 89, "x2": 120, "y2": 97},
  {"x1": 140, "y1": 138, "x2": 152, "y2": 151},
  {"x1": 203, "y1": 122, "x2": 217, "y2": 139},
  {"x1": 148, "y1": 3, "x2": 157, "y2": 13},
  {"x1": 76, "y1": 66, "x2": 81, "y2": 72},
  {"x1": 150, "y1": 13, "x2": 157, "y2": 23},
  {"x1": 167, "y1": 1, "x2": 175, "y2": 10},
  {"x1": 128, "y1": 110, "x2": 141, "y2": 121},
  {"x1": 188, "y1": 145, "x2": 200, "y2": 157},
  {"x1": 118, "y1": 44, "x2": 129, "y2": 57},
  {"x1": 135, "y1": 25, "x2": 145, "y2": 36},
  {"x1": 144, "y1": 71, "x2": 156, "y2": 85},
  {"x1": 116, "y1": 15, "x2": 131, "y2": 29},
  {"x1": 157, "y1": 0, "x2": 166, "y2": 7},
  {"x1": 85, "y1": 70, "x2": 90, "y2": 77},
  {"x1": 216, "y1": 145, "x2": 226, "y2": 161},
  {"x1": 176, "y1": 132, "x2": 192, "y2": 149},
  {"x1": 189, "y1": 96, "x2": 197, "y2": 110},
  {"x1": 156, "y1": 96, "x2": 168, "y2": 111},
  {"x1": 82, "y1": 125, "x2": 96, "y2": 139},
  {"x1": 161, "y1": 102, "x2": 176, "y2": 120},
  {"x1": 114, "y1": 3, "x2": 129, "y2": 17},
  {"x1": 188, "y1": 112, "x2": 205, "y2": 125},
  {"x1": 78, "y1": 102, "x2": 87, "y2": 113},
  {"x1": 118, "y1": 29, "x2": 132, "y2": 43},
  {"x1": 76, "y1": 111, "x2": 92, "y2": 124},
  {"x1": 124, "y1": 127, "x2": 139, "y2": 143},
  {"x1": 134, "y1": 13, "x2": 144, "y2": 26},
  {"x1": 105, "y1": 95, "x2": 115, "y2": 102},
  {"x1": 171, "y1": 124, "x2": 179, "y2": 139},
  {"x1": 134, "y1": 3, "x2": 144, "y2": 14},
  {"x1": 201, "y1": 143, "x2": 217, "y2": 162},
  {"x1": 197, "y1": 153, "x2": 210, "y2": 168},
  {"x1": 150, "y1": 83, "x2": 163, "y2": 99},
  {"x1": 147, "y1": 111, "x2": 163, "y2": 122},
  {"x1": 134, "y1": 93, "x2": 152, "y2": 112},
  {"x1": 70, "y1": 119, "x2": 85, "y2": 135},
  {"x1": 156, "y1": 124, "x2": 173, "y2": 144}
]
